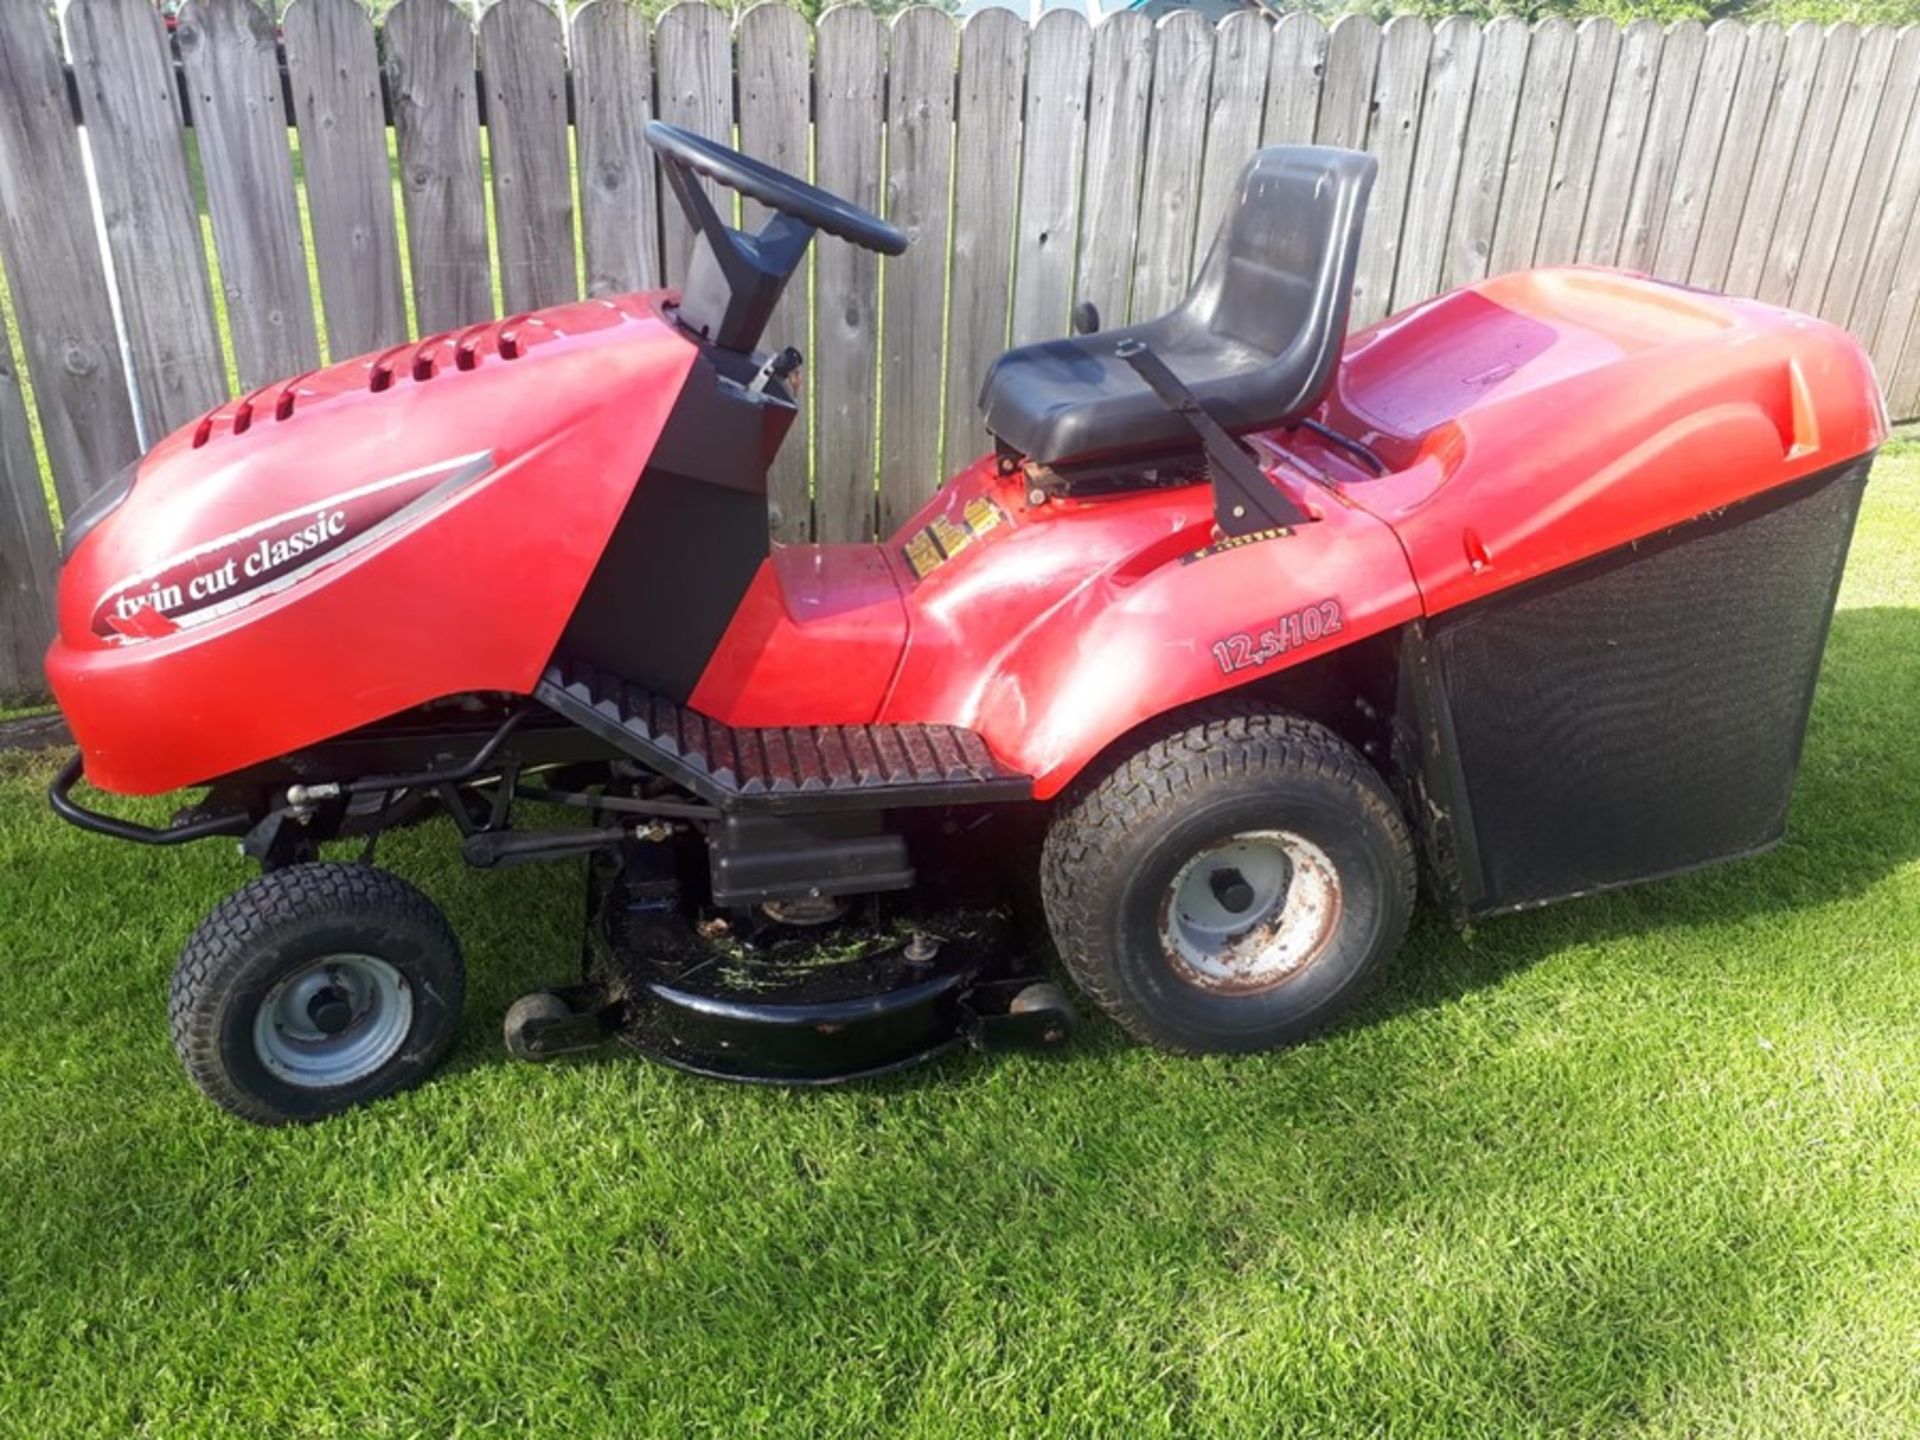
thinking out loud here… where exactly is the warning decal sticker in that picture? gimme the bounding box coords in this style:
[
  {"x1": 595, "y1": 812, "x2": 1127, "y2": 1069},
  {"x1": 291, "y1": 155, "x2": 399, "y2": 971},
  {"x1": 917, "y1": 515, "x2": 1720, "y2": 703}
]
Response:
[{"x1": 902, "y1": 495, "x2": 1011, "y2": 581}]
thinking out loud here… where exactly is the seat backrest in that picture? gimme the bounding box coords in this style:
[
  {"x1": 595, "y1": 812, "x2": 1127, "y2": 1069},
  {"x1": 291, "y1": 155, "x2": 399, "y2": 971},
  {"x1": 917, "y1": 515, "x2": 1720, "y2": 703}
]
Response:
[{"x1": 1173, "y1": 145, "x2": 1376, "y2": 423}]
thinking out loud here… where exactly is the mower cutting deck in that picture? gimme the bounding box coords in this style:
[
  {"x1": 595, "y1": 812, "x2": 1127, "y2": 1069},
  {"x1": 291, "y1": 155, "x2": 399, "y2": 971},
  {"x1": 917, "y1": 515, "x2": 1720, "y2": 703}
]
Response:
[{"x1": 43, "y1": 124, "x2": 1886, "y2": 1123}]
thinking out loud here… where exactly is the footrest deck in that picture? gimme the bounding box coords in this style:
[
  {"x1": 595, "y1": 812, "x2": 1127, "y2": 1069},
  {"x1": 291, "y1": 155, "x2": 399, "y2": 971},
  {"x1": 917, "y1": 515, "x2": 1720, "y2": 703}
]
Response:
[{"x1": 536, "y1": 658, "x2": 1032, "y2": 811}]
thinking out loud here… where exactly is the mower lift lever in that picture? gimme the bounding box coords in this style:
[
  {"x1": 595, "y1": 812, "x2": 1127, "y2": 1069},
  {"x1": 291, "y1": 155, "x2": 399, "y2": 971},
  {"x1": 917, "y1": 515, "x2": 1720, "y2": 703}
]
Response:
[{"x1": 1114, "y1": 338, "x2": 1309, "y2": 538}]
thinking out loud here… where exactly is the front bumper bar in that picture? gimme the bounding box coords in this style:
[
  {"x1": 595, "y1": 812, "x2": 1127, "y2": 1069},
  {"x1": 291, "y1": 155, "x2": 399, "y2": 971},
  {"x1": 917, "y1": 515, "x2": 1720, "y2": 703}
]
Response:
[{"x1": 47, "y1": 754, "x2": 250, "y2": 846}]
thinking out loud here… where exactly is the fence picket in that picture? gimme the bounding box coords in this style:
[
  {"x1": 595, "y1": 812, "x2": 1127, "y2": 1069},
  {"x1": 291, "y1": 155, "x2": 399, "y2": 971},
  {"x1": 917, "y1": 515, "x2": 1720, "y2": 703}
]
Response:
[
  {"x1": 1488, "y1": 18, "x2": 1575, "y2": 278},
  {"x1": 1533, "y1": 18, "x2": 1618, "y2": 268},
  {"x1": 66, "y1": 0, "x2": 227, "y2": 437},
  {"x1": 0, "y1": 0, "x2": 141, "y2": 508},
  {"x1": 1788, "y1": 25, "x2": 1896, "y2": 315},
  {"x1": 479, "y1": 0, "x2": 575, "y2": 316},
  {"x1": 813, "y1": 5, "x2": 886, "y2": 542},
  {"x1": 283, "y1": 0, "x2": 407, "y2": 360},
  {"x1": 1011, "y1": 12, "x2": 1093, "y2": 349},
  {"x1": 1815, "y1": 27, "x2": 1920, "y2": 327},
  {"x1": 1847, "y1": 70, "x2": 1920, "y2": 361},
  {"x1": 1316, "y1": 16, "x2": 1382, "y2": 151},
  {"x1": 1194, "y1": 12, "x2": 1273, "y2": 253},
  {"x1": 1076, "y1": 11, "x2": 1154, "y2": 331},
  {"x1": 1617, "y1": 20, "x2": 1703, "y2": 271},
  {"x1": 0, "y1": 317, "x2": 59, "y2": 697},
  {"x1": 1889, "y1": 285, "x2": 1920, "y2": 419},
  {"x1": 654, "y1": 2, "x2": 732, "y2": 288},
  {"x1": 386, "y1": 0, "x2": 491, "y2": 334},
  {"x1": 1650, "y1": 21, "x2": 1745, "y2": 280},
  {"x1": 1443, "y1": 15, "x2": 1529, "y2": 289},
  {"x1": 738, "y1": 1, "x2": 815, "y2": 539},
  {"x1": 574, "y1": 3, "x2": 659, "y2": 299},
  {"x1": 877, "y1": 7, "x2": 957, "y2": 534},
  {"x1": 1393, "y1": 15, "x2": 1479, "y2": 309},
  {"x1": 1759, "y1": 25, "x2": 1862, "y2": 305},
  {"x1": 1722, "y1": 23, "x2": 1821, "y2": 297},
  {"x1": 1353, "y1": 16, "x2": 1431, "y2": 326},
  {"x1": 178, "y1": 0, "x2": 321, "y2": 387},
  {"x1": 1264, "y1": 13, "x2": 1327, "y2": 145},
  {"x1": 1578, "y1": 19, "x2": 1662, "y2": 264},
  {"x1": 1687, "y1": 22, "x2": 1784, "y2": 289},
  {"x1": 1131, "y1": 12, "x2": 1213, "y2": 319},
  {"x1": 943, "y1": 9, "x2": 1029, "y2": 476}
]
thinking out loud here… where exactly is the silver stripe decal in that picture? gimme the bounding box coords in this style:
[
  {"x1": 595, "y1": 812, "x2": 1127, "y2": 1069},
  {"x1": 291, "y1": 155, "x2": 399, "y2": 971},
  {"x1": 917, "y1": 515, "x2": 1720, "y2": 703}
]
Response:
[{"x1": 167, "y1": 451, "x2": 496, "y2": 631}]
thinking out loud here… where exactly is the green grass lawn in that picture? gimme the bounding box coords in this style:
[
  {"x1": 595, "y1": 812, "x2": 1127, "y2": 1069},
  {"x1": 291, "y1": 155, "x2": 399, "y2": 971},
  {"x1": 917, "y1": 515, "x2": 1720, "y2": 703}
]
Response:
[{"x1": 1, "y1": 448, "x2": 1917, "y2": 1438}]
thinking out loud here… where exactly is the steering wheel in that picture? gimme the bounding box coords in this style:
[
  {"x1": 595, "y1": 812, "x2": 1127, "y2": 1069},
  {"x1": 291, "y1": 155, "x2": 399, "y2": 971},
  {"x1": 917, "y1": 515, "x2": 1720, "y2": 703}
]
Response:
[{"x1": 644, "y1": 121, "x2": 907, "y2": 257}]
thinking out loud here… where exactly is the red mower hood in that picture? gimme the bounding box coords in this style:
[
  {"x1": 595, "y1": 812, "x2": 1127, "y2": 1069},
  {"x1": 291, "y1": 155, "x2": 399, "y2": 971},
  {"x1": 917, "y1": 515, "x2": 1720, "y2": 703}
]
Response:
[
  {"x1": 49, "y1": 294, "x2": 699, "y2": 793},
  {"x1": 62, "y1": 296, "x2": 686, "y2": 644}
]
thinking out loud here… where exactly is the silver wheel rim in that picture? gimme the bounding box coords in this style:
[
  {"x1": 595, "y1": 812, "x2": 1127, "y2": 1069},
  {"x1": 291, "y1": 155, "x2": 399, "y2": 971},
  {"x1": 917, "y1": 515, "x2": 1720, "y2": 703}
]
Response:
[
  {"x1": 1159, "y1": 830, "x2": 1343, "y2": 994},
  {"x1": 252, "y1": 953, "x2": 413, "y2": 1088}
]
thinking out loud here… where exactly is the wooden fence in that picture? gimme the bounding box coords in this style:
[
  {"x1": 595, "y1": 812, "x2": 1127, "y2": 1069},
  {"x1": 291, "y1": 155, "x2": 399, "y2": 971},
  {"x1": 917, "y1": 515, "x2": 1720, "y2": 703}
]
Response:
[{"x1": 4, "y1": 0, "x2": 1920, "y2": 699}]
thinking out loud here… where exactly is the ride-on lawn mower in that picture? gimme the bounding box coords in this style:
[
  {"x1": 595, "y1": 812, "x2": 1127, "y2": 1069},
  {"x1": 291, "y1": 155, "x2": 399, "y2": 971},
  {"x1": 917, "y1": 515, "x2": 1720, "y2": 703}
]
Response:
[{"x1": 45, "y1": 124, "x2": 1884, "y2": 1124}]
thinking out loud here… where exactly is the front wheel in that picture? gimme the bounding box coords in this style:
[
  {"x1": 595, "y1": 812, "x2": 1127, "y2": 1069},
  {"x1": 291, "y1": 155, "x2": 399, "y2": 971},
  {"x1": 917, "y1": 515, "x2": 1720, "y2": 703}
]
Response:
[
  {"x1": 1040, "y1": 706, "x2": 1415, "y2": 1054},
  {"x1": 170, "y1": 863, "x2": 465, "y2": 1124}
]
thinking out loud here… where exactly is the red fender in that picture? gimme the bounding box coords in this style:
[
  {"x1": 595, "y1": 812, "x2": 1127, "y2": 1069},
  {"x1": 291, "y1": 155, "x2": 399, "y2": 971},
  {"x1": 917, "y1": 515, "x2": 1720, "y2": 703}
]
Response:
[{"x1": 870, "y1": 460, "x2": 1422, "y2": 799}]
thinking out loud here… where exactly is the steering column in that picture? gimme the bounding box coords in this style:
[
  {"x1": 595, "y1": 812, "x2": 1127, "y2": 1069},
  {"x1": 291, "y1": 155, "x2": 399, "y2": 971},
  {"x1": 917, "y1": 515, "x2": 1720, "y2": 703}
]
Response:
[{"x1": 646, "y1": 121, "x2": 907, "y2": 354}]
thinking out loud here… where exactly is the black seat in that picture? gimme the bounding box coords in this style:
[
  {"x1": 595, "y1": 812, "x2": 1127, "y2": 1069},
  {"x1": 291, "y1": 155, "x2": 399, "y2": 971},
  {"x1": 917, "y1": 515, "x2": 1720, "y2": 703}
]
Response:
[{"x1": 978, "y1": 146, "x2": 1376, "y2": 468}]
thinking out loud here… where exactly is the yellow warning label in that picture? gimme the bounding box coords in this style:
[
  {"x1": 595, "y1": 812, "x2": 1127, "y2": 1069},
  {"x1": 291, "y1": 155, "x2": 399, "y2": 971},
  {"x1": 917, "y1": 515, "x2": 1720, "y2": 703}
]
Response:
[
  {"x1": 903, "y1": 529, "x2": 944, "y2": 581},
  {"x1": 929, "y1": 514, "x2": 973, "y2": 558},
  {"x1": 961, "y1": 496, "x2": 1006, "y2": 538},
  {"x1": 902, "y1": 496, "x2": 1012, "y2": 581}
]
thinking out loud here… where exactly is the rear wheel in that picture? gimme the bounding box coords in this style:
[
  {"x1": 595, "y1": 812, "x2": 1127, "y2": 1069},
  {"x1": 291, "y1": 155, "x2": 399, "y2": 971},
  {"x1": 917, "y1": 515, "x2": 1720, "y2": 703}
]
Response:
[
  {"x1": 170, "y1": 863, "x2": 465, "y2": 1124},
  {"x1": 1040, "y1": 706, "x2": 1415, "y2": 1053}
]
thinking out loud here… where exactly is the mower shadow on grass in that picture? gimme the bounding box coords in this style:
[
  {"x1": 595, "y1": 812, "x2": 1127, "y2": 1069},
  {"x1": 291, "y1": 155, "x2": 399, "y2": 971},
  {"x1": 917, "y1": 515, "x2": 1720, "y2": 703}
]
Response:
[{"x1": 1351, "y1": 605, "x2": 1920, "y2": 1036}]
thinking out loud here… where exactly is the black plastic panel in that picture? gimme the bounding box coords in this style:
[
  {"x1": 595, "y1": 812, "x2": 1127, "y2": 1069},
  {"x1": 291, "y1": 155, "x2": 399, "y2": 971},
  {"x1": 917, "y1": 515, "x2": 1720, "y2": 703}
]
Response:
[
  {"x1": 557, "y1": 346, "x2": 794, "y2": 702},
  {"x1": 1424, "y1": 456, "x2": 1871, "y2": 916}
]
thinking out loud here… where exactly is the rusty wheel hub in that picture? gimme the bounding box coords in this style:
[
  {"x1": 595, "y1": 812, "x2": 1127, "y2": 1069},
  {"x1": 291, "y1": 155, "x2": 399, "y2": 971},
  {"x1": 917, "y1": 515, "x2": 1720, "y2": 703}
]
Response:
[{"x1": 1159, "y1": 831, "x2": 1343, "y2": 994}]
